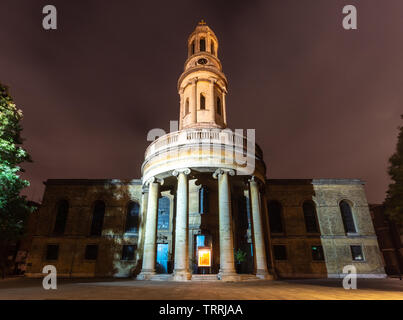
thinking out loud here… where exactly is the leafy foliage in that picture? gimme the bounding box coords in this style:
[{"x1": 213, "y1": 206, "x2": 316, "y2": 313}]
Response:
[
  {"x1": 0, "y1": 83, "x2": 33, "y2": 243},
  {"x1": 234, "y1": 249, "x2": 247, "y2": 264},
  {"x1": 384, "y1": 115, "x2": 403, "y2": 225}
]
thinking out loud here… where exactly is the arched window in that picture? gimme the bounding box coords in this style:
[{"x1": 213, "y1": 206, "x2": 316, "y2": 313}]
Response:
[
  {"x1": 53, "y1": 200, "x2": 69, "y2": 235},
  {"x1": 191, "y1": 40, "x2": 195, "y2": 55},
  {"x1": 200, "y1": 38, "x2": 206, "y2": 51},
  {"x1": 199, "y1": 186, "x2": 209, "y2": 214},
  {"x1": 268, "y1": 200, "x2": 283, "y2": 233},
  {"x1": 125, "y1": 201, "x2": 140, "y2": 234},
  {"x1": 210, "y1": 42, "x2": 215, "y2": 55},
  {"x1": 200, "y1": 94, "x2": 206, "y2": 110},
  {"x1": 90, "y1": 200, "x2": 105, "y2": 236},
  {"x1": 216, "y1": 97, "x2": 221, "y2": 116},
  {"x1": 158, "y1": 197, "x2": 170, "y2": 230},
  {"x1": 303, "y1": 201, "x2": 319, "y2": 233},
  {"x1": 185, "y1": 98, "x2": 189, "y2": 114},
  {"x1": 339, "y1": 200, "x2": 356, "y2": 233}
]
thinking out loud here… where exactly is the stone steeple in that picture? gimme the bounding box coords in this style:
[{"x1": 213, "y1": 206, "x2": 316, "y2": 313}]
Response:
[{"x1": 177, "y1": 20, "x2": 228, "y2": 130}]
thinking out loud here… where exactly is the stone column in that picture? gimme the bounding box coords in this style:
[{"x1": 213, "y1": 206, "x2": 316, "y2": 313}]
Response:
[
  {"x1": 137, "y1": 177, "x2": 163, "y2": 280},
  {"x1": 136, "y1": 185, "x2": 149, "y2": 264},
  {"x1": 213, "y1": 168, "x2": 239, "y2": 281},
  {"x1": 172, "y1": 168, "x2": 191, "y2": 281},
  {"x1": 249, "y1": 176, "x2": 271, "y2": 279},
  {"x1": 222, "y1": 90, "x2": 227, "y2": 125},
  {"x1": 209, "y1": 79, "x2": 216, "y2": 123},
  {"x1": 179, "y1": 88, "x2": 184, "y2": 130},
  {"x1": 190, "y1": 78, "x2": 197, "y2": 125}
]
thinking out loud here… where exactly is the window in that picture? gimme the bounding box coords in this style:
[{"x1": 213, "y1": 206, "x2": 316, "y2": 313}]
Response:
[
  {"x1": 303, "y1": 201, "x2": 319, "y2": 233},
  {"x1": 185, "y1": 98, "x2": 189, "y2": 114},
  {"x1": 199, "y1": 186, "x2": 209, "y2": 214},
  {"x1": 268, "y1": 200, "x2": 283, "y2": 233},
  {"x1": 53, "y1": 200, "x2": 69, "y2": 235},
  {"x1": 157, "y1": 197, "x2": 170, "y2": 230},
  {"x1": 273, "y1": 245, "x2": 287, "y2": 260},
  {"x1": 340, "y1": 200, "x2": 356, "y2": 233},
  {"x1": 46, "y1": 244, "x2": 59, "y2": 260},
  {"x1": 210, "y1": 42, "x2": 215, "y2": 55},
  {"x1": 90, "y1": 200, "x2": 105, "y2": 236},
  {"x1": 122, "y1": 245, "x2": 136, "y2": 261},
  {"x1": 200, "y1": 38, "x2": 206, "y2": 51},
  {"x1": 311, "y1": 245, "x2": 325, "y2": 261},
  {"x1": 191, "y1": 40, "x2": 195, "y2": 55},
  {"x1": 85, "y1": 245, "x2": 98, "y2": 260},
  {"x1": 200, "y1": 94, "x2": 206, "y2": 110},
  {"x1": 351, "y1": 245, "x2": 364, "y2": 261},
  {"x1": 216, "y1": 97, "x2": 221, "y2": 116},
  {"x1": 125, "y1": 201, "x2": 140, "y2": 233}
]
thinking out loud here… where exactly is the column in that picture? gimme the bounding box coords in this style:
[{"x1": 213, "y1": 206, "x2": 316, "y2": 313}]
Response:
[
  {"x1": 172, "y1": 168, "x2": 191, "y2": 280},
  {"x1": 208, "y1": 79, "x2": 216, "y2": 123},
  {"x1": 213, "y1": 168, "x2": 239, "y2": 281},
  {"x1": 249, "y1": 177, "x2": 271, "y2": 279},
  {"x1": 190, "y1": 78, "x2": 197, "y2": 124},
  {"x1": 137, "y1": 177, "x2": 163, "y2": 280},
  {"x1": 136, "y1": 185, "x2": 149, "y2": 263},
  {"x1": 222, "y1": 90, "x2": 227, "y2": 125},
  {"x1": 179, "y1": 88, "x2": 184, "y2": 130}
]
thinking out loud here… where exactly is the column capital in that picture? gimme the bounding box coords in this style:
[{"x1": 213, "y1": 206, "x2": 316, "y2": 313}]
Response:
[
  {"x1": 179, "y1": 87, "x2": 185, "y2": 94},
  {"x1": 145, "y1": 176, "x2": 164, "y2": 186},
  {"x1": 188, "y1": 77, "x2": 198, "y2": 85},
  {"x1": 209, "y1": 78, "x2": 217, "y2": 84},
  {"x1": 142, "y1": 184, "x2": 149, "y2": 194},
  {"x1": 172, "y1": 168, "x2": 191, "y2": 177},
  {"x1": 213, "y1": 168, "x2": 235, "y2": 179}
]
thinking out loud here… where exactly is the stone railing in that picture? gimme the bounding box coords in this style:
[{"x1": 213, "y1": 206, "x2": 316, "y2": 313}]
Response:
[{"x1": 144, "y1": 129, "x2": 263, "y2": 161}]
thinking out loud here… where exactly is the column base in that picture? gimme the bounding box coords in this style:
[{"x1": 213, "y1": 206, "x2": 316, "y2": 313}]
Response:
[
  {"x1": 172, "y1": 270, "x2": 192, "y2": 281},
  {"x1": 136, "y1": 270, "x2": 156, "y2": 280},
  {"x1": 218, "y1": 271, "x2": 240, "y2": 282},
  {"x1": 255, "y1": 270, "x2": 274, "y2": 280}
]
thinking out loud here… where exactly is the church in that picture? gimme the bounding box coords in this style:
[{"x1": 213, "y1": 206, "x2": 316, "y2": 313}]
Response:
[{"x1": 24, "y1": 22, "x2": 386, "y2": 280}]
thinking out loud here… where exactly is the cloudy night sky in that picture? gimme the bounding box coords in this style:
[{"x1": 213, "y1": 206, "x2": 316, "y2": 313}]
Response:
[{"x1": 1, "y1": 0, "x2": 402, "y2": 204}]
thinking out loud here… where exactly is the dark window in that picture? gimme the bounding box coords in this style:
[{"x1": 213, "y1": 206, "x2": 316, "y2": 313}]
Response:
[
  {"x1": 122, "y1": 245, "x2": 136, "y2": 261},
  {"x1": 268, "y1": 200, "x2": 283, "y2": 233},
  {"x1": 216, "y1": 97, "x2": 221, "y2": 115},
  {"x1": 351, "y1": 245, "x2": 364, "y2": 261},
  {"x1": 158, "y1": 197, "x2": 170, "y2": 230},
  {"x1": 311, "y1": 245, "x2": 325, "y2": 261},
  {"x1": 340, "y1": 201, "x2": 356, "y2": 233},
  {"x1": 273, "y1": 245, "x2": 287, "y2": 260},
  {"x1": 200, "y1": 94, "x2": 206, "y2": 110},
  {"x1": 90, "y1": 200, "x2": 105, "y2": 236},
  {"x1": 85, "y1": 245, "x2": 98, "y2": 260},
  {"x1": 211, "y1": 42, "x2": 215, "y2": 55},
  {"x1": 125, "y1": 201, "x2": 140, "y2": 233},
  {"x1": 191, "y1": 40, "x2": 195, "y2": 55},
  {"x1": 53, "y1": 200, "x2": 69, "y2": 235},
  {"x1": 185, "y1": 98, "x2": 189, "y2": 114},
  {"x1": 200, "y1": 38, "x2": 206, "y2": 51},
  {"x1": 199, "y1": 186, "x2": 209, "y2": 214},
  {"x1": 46, "y1": 244, "x2": 59, "y2": 260},
  {"x1": 303, "y1": 201, "x2": 319, "y2": 233}
]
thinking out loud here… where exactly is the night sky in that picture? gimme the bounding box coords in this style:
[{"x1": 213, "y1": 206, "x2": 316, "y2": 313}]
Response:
[{"x1": 1, "y1": 0, "x2": 402, "y2": 204}]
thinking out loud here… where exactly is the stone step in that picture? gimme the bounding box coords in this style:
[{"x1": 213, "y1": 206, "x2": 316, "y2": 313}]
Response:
[
  {"x1": 150, "y1": 274, "x2": 173, "y2": 281},
  {"x1": 191, "y1": 274, "x2": 219, "y2": 281}
]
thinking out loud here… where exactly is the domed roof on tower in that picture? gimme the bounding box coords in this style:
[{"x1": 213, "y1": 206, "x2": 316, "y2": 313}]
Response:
[{"x1": 187, "y1": 20, "x2": 219, "y2": 60}]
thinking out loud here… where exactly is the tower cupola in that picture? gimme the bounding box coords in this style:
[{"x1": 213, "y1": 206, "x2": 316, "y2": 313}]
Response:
[{"x1": 177, "y1": 20, "x2": 228, "y2": 130}]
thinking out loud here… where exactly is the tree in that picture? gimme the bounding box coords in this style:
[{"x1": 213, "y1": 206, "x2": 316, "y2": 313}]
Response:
[
  {"x1": 384, "y1": 114, "x2": 403, "y2": 226},
  {"x1": 0, "y1": 83, "x2": 33, "y2": 277}
]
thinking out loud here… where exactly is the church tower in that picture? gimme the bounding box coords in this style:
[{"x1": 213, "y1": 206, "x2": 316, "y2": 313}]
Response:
[
  {"x1": 178, "y1": 20, "x2": 228, "y2": 130},
  {"x1": 138, "y1": 21, "x2": 271, "y2": 282}
]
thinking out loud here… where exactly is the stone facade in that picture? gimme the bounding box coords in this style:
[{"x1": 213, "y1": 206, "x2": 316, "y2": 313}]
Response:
[{"x1": 24, "y1": 21, "x2": 386, "y2": 280}]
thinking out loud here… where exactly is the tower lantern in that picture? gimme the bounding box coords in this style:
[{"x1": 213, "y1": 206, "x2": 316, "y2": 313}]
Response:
[{"x1": 177, "y1": 21, "x2": 228, "y2": 130}]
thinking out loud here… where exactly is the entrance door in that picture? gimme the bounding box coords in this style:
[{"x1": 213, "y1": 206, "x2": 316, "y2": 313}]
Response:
[{"x1": 156, "y1": 243, "x2": 169, "y2": 274}]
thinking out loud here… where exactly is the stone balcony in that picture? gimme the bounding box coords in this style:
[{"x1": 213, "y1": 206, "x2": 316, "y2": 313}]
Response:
[{"x1": 141, "y1": 129, "x2": 266, "y2": 183}]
